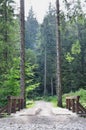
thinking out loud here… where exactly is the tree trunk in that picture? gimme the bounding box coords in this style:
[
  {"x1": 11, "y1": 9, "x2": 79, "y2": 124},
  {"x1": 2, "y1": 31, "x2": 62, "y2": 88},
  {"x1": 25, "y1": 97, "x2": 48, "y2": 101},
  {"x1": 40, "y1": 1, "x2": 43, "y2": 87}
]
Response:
[
  {"x1": 51, "y1": 77, "x2": 53, "y2": 96},
  {"x1": 44, "y1": 47, "x2": 47, "y2": 96},
  {"x1": 4, "y1": 1, "x2": 8, "y2": 65},
  {"x1": 20, "y1": 0, "x2": 25, "y2": 107},
  {"x1": 56, "y1": 0, "x2": 62, "y2": 107}
]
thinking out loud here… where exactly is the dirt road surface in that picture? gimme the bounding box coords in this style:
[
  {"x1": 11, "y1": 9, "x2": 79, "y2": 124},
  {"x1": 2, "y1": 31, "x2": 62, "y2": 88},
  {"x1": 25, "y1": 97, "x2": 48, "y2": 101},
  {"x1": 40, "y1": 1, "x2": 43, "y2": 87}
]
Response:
[{"x1": 0, "y1": 101, "x2": 86, "y2": 130}]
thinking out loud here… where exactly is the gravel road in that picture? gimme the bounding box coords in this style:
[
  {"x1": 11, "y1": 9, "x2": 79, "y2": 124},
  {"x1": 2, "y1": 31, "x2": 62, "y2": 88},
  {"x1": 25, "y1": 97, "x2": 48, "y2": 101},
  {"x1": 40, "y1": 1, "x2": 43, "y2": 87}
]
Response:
[{"x1": 0, "y1": 101, "x2": 86, "y2": 130}]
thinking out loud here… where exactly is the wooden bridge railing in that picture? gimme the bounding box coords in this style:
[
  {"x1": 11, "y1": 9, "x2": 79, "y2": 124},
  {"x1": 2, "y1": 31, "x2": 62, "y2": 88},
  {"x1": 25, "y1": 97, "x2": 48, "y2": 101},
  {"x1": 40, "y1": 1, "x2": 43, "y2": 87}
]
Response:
[
  {"x1": 66, "y1": 96, "x2": 86, "y2": 114},
  {"x1": 0, "y1": 96, "x2": 24, "y2": 115}
]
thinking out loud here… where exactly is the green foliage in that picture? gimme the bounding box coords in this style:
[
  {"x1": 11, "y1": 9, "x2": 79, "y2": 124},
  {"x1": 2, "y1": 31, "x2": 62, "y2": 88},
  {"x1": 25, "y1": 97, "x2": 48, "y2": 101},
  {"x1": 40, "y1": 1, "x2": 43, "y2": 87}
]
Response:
[
  {"x1": 61, "y1": 0, "x2": 86, "y2": 92},
  {"x1": 63, "y1": 89, "x2": 86, "y2": 108},
  {"x1": 25, "y1": 1, "x2": 86, "y2": 96},
  {"x1": 26, "y1": 100, "x2": 35, "y2": 108},
  {"x1": 25, "y1": 7, "x2": 39, "y2": 50},
  {"x1": 25, "y1": 49, "x2": 40, "y2": 98},
  {"x1": 0, "y1": 0, "x2": 20, "y2": 107},
  {"x1": 65, "y1": 52, "x2": 74, "y2": 63},
  {"x1": 0, "y1": 58, "x2": 20, "y2": 107},
  {"x1": 71, "y1": 40, "x2": 81, "y2": 54},
  {"x1": 26, "y1": 83, "x2": 40, "y2": 92},
  {"x1": 43, "y1": 96, "x2": 57, "y2": 107},
  {"x1": 2, "y1": 58, "x2": 20, "y2": 95},
  {"x1": 0, "y1": 0, "x2": 86, "y2": 107},
  {"x1": 25, "y1": 49, "x2": 37, "y2": 64},
  {"x1": 40, "y1": 89, "x2": 86, "y2": 108},
  {"x1": 37, "y1": 3, "x2": 57, "y2": 94}
]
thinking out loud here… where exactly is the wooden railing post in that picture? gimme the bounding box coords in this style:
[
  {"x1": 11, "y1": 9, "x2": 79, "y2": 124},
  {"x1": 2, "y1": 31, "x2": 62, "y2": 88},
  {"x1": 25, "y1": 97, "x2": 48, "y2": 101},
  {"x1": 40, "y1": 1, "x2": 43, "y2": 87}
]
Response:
[
  {"x1": 21, "y1": 98, "x2": 24, "y2": 109},
  {"x1": 71, "y1": 99, "x2": 75, "y2": 112},
  {"x1": 18, "y1": 99, "x2": 21, "y2": 111},
  {"x1": 0, "y1": 96, "x2": 25, "y2": 115},
  {"x1": 75, "y1": 96, "x2": 80, "y2": 114},
  {"x1": 13, "y1": 99, "x2": 16, "y2": 113},
  {"x1": 7, "y1": 96, "x2": 12, "y2": 115},
  {"x1": 66, "y1": 98, "x2": 68, "y2": 109},
  {"x1": 66, "y1": 96, "x2": 82, "y2": 114},
  {"x1": 66, "y1": 98, "x2": 71, "y2": 110},
  {"x1": 69, "y1": 99, "x2": 72, "y2": 110}
]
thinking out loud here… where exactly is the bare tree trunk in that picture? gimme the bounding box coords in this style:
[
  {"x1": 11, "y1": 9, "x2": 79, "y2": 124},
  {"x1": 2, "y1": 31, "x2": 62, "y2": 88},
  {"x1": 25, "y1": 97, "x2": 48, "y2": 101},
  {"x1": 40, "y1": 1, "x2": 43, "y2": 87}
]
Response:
[
  {"x1": 56, "y1": 0, "x2": 62, "y2": 107},
  {"x1": 51, "y1": 77, "x2": 53, "y2": 96},
  {"x1": 44, "y1": 47, "x2": 47, "y2": 96},
  {"x1": 20, "y1": 0, "x2": 25, "y2": 107},
  {"x1": 3, "y1": 1, "x2": 8, "y2": 66}
]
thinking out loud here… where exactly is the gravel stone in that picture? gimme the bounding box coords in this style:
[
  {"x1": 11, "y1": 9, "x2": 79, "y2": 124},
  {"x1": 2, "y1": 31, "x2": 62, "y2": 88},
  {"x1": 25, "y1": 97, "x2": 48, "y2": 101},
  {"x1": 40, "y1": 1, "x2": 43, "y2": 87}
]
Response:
[{"x1": 0, "y1": 101, "x2": 86, "y2": 130}]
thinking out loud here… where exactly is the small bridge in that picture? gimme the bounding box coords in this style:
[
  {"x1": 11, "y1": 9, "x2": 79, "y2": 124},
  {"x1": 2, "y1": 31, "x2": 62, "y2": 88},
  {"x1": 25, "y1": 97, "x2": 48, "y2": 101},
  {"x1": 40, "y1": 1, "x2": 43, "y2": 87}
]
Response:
[
  {"x1": 0, "y1": 95, "x2": 86, "y2": 117},
  {"x1": 66, "y1": 96, "x2": 86, "y2": 117},
  {"x1": 0, "y1": 96, "x2": 24, "y2": 116}
]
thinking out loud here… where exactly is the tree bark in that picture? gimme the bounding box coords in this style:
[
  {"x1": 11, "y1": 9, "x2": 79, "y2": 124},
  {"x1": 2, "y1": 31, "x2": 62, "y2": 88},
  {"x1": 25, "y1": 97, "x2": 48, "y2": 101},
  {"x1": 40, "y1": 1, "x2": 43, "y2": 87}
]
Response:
[
  {"x1": 44, "y1": 47, "x2": 47, "y2": 96},
  {"x1": 3, "y1": 1, "x2": 8, "y2": 65},
  {"x1": 51, "y1": 77, "x2": 53, "y2": 96},
  {"x1": 20, "y1": 0, "x2": 25, "y2": 107},
  {"x1": 56, "y1": 0, "x2": 62, "y2": 107}
]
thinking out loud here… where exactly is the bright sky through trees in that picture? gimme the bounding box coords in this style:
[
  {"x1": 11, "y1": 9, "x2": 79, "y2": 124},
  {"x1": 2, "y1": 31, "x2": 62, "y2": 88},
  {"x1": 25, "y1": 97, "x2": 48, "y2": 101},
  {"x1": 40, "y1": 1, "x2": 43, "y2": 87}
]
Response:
[{"x1": 14, "y1": 0, "x2": 56, "y2": 23}]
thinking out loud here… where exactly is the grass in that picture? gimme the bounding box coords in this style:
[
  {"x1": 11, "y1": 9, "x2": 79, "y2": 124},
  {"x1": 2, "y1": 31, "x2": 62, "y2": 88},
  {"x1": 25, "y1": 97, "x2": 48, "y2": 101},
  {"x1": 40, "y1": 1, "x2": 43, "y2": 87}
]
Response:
[
  {"x1": 26, "y1": 100, "x2": 35, "y2": 108},
  {"x1": 42, "y1": 89, "x2": 86, "y2": 108},
  {"x1": 26, "y1": 89, "x2": 86, "y2": 108},
  {"x1": 43, "y1": 96, "x2": 57, "y2": 107},
  {"x1": 63, "y1": 89, "x2": 86, "y2": 108}
]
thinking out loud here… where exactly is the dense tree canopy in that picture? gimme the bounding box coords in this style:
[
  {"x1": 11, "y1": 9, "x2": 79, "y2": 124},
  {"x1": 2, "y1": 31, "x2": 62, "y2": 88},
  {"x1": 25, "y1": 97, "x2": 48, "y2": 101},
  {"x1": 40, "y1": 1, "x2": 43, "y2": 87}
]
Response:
[{"x1": 0, "y1": 0, "x2": 86, "y2": 106}]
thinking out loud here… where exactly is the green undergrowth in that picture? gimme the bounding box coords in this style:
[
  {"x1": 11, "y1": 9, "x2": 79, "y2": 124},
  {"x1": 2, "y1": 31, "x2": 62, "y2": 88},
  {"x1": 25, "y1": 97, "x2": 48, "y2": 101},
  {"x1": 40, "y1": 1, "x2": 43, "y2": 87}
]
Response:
[
  {"x1": 63, "y1": 89, "x2": 86, "y2": 108},
  {"x1": 26, "y1": 100, "x2": 35, "y2": 108},
  {"x1": 43, "y1": 96, "x2": 57, "y2": 107},
  {"x1": 26, "y1": 89, "x2": 86, "y2": 108},
  {"x1": 35, "y1": 89, "x2": 86, "y2": 108}
]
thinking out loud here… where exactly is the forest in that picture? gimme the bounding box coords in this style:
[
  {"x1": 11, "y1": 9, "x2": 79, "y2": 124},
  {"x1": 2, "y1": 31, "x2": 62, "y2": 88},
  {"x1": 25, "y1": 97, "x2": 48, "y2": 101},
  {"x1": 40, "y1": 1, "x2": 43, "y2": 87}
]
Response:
[{"x1": 0, "y1": 0, "x2": 86, "y2": 107}]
